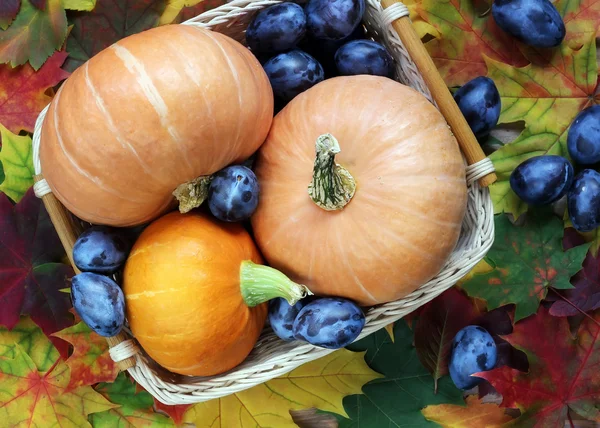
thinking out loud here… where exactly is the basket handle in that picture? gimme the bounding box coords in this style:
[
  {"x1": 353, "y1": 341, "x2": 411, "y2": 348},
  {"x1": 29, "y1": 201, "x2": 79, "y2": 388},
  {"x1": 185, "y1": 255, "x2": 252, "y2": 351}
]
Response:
[
  {"x1": 33, "y1": 175, "x2": 137, "y2": 372},
  {"x1": 381, "y1": 0, "x2": 497, "y2": 188}
]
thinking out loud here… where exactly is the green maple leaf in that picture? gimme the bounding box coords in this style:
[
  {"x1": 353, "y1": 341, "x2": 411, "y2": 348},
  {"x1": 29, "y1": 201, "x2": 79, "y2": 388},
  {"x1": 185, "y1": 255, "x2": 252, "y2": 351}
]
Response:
[
  {"x1": 0, "y1": 123, "x2": 34, "y2": 202},
  {"x1": 487, "y1": 37, "x2": 598, "y2": 218},
  {"x1": 91, "y1": 373, "x2": 175, "y2": 427},
  {"x1": 329, "y1": 320, "x2": 464, "y2": 427},
  {"x1": 462, "y1": 211, "x2": 589, "y2": 322}
]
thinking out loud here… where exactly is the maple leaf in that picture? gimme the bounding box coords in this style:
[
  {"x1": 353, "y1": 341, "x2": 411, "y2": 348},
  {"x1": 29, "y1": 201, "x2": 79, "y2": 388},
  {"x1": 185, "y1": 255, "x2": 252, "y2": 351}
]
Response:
[
  {"x1": 476, "y1": 306, "x2": 600, "y2": 426},
  {"x1": 0, "y1": 51, "x2": 69, "y2": 134},
  {"x1": 417, "y1": 0, "x2": 528, "y2": 87},
  {"x1": 548, "y1": 249, "x2": 600, "y2": 317},
  {"x1": 0, "y1": 319, "x2": 117, "y2": 426},
  {"x1": 487, "y1": 37, "x2": 598, "y2": 218},
  {"x1": 414, "y1": 287, "x2": 481, "y2": 393},
  {"x1": 331, "y1": 321, "x2": 464, "y2": 427},
  {"x1": 182, "y1": 349, "x2": 381, "y2": 427},
  {"x1": 91, "y1": 373, "x2": 175, "y2": 427},
  {"x1": 0, "y1": 124, "x2": 34, "y2": 202},
  {"x1": 63, "y1": 0, "x2": 167, "y2": 72},
  {"x1": 53, "y1": 321, "x2": 118, "y2": 391},
  {"x1": 0, "y1": 0, "x2": 67, "y2": 70},
  {"x1": 62, "y1": 0, "x2": 97, "y2": 11},
  {"x1": 0, "y1": 0, "x2": 20, "y2": 30},
  {"x1": 154, "y1": 400, "x2": 190, "y2": 426},
  {"x1": 159, "y1": 0, "x2": 204, "y2": 24},
  {"x1": 462, "y1": 211, "x2": 589, "y2": 322},
  {"x1": 556, "y1": 0, "x2": 600, "y2": 45},
  {"x1": 0, "y1": 188, "x2": 74, "y2": 356},
  {"x1": 421, "y1": 396, "x2": 514, "y2": 426},
  {"x1": 0, "y1": 316, "x2": 58, "y2": 371}
]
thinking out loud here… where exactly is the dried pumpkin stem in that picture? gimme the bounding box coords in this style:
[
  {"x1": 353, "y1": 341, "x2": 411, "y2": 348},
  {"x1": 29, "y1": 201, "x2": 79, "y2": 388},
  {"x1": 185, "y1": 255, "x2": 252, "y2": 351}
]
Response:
[
  {"x1": 240, "y1": 261, "x2": 313, "y2": 308},
  {"x1": 308, "y1": 134, "x2": 356, "y2": 211},
  {"x1": 172, "y1": 176, "x2": 212, "y2": 214}
]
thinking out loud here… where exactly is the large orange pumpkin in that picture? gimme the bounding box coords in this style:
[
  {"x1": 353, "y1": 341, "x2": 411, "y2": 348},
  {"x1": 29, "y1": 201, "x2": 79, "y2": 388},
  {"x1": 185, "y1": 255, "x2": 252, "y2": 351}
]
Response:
[
  {"x1": 40, "y1": 25, "x2": 273, "y2": 227},
  {"x1": 123, "y1": 211, "x2": 310, "y2": 376},
  {"x1": 251, "y1": 75, "x2": 467, "y2": 306}
]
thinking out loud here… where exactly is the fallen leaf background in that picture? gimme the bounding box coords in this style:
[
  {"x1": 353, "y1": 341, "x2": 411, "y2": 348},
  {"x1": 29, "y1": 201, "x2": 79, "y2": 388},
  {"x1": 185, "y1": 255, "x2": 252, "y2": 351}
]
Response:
[{"x1": 0, "y1": 0, "x2": 599, "y2": 427}]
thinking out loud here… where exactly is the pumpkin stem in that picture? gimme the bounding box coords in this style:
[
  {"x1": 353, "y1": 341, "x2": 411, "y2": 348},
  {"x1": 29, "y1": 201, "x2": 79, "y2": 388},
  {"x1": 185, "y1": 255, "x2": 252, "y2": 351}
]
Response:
[
  {"x1": 308, "y1": 134, "x2": 356, "y2": 211},
  {"x1": 172, "y1": 176, "x2": 212, "y2": 214},
  {"x1": 240, "y1": 261, "x2": 313, "y2": 307}
]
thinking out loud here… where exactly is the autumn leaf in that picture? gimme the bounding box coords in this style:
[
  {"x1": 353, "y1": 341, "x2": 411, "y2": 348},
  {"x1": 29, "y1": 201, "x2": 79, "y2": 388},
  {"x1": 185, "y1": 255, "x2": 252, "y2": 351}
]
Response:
[
  {"x1": 417, "y1": 0, "x2": 528, "y2": 87},
  {"x1": 63, "y1": 0, "x2": 167, "y2": 72},
  {"x1": 0, "y1": 316, "x2": 58, "y2": 371},
  {"x1": 154, "y1": 400, "x2": 191, "y2": 426},
  {"x1": 329, "y1": 321, "x2": 463, "y2": 427},
  {"x1": 182, "y1": 349, "x2": 381, "y2": 427},
  {"x1": 0, "y1": 0, "x2": 67, "y2": 70},
  {"x1": 0, "y1": 51, "x2": 69, "y2": 134},
  {"x1": 0, "y1": 0, "x2": 20, "y2": 30},
  {"x1": 556, "y1": 0, "x2": 600, "y2": 45},
  {"x1": 414, "y1": 287, "x2": 481, "y2": 393},
  {"x1": 0, "y1": 188, "x2": 74, "y2": 355},
  {"x1": 0, "y1": 318, "x2": 117, "y2": 426},
  {"x1": 476, "y1": 306, "x2": 600, "y2": 426},
  {"x1": 0, "y1": 124, "x2": 34, "y2": 202},
  {"x1": 487, "y1": 38, "x2": 598, "y2": 218},
  {"x1": 62, "y1": 0, "x2": 97, "y2": 11},
  {"x1": 53, "y1": 321, "x2": 118, "y2": 391},
  {"x1": 421, "y1": 396, "x2": 514, "y2": 427},
  {"x1": 159, "y1": 0, "x2": 204, "y2": 24},
  {"x1": 91, "y1": 373, "x2": 175, "y2": 427},
  {"x1": 157, "y1": 0, "x2": 224, "y2": 24},
  {"x1": 462, "y1": 211, "x2": 589, "y2": 322}
]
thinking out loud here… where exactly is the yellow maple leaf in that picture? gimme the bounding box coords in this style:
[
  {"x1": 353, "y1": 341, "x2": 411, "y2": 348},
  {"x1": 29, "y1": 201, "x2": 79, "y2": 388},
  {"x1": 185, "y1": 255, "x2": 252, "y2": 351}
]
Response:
[
  {"x1": 404, "y1": 0, "x2": 439, "y2": 39},
  {"x1": 421, "y1": 396, "x2": 513, "y2": 427},
  {"x1": 182, "y1": 349, "x2": 381, "y2": 428},
  {"x1": 160, "y1": 0, "x2": 205, "y2": 25}
]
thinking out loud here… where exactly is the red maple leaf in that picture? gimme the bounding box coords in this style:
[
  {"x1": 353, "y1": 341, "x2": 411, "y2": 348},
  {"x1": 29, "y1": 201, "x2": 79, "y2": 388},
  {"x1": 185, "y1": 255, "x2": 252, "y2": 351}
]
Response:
[
  {"x1": 476, "y1": 307, "x2": 600, "y2": 426},
  {"x1": 0, "y1": 188, "x2": 74, "y2": 357},
  {"x1": 0, "y1": 50, "x2": 69, "y2": 134},
  {"x1": 154, "y1": 400, "x2": 191, "y2": 425}
]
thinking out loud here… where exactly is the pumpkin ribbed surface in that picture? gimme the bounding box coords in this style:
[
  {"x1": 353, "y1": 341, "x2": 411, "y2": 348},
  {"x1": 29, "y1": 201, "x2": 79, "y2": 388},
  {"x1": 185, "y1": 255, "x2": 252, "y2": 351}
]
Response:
[
  {"x1": 251, "y1": 76, "x2": 467, "y2": 306},
  {"x1": 123, "y1": 211, "x2": 266, "y2": 377},
  {"x1": 39, "y1": 25, "x2": 273, "y2": 226}
]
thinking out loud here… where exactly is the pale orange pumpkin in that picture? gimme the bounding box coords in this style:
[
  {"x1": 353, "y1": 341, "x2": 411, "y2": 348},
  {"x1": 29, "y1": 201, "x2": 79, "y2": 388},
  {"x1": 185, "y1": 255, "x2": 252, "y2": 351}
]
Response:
[
  {"x1": 251, "y1": 75, "x2": 467, "y2": 306},
  {"x1": 40, "y1": 25, "x2": 273, "y2": 227},
  {"x1": 123, "y1": 211, "x2": 310, "y2": 376}
]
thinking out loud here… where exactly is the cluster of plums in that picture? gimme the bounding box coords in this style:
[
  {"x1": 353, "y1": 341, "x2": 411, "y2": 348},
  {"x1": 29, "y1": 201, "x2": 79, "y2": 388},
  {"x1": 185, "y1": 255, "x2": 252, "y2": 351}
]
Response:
[
  {"x1": 71, "y1": 227, "x2": 130, "y2": 337},
  {"x1": 268, "y1": 296, "x2": 365, "y2": 349},
  {"x1": 510, "y1": 106, "x2": 600, "y2": 232},
  {"x1": 246, "y1": 0, "x2": 394, "y2": 105}
]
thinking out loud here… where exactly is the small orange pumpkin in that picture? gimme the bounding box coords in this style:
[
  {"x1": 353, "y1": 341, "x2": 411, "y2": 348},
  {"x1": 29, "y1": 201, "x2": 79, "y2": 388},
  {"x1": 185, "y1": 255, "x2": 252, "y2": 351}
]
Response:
[
  {"x1": 123, "y1": 211, "x2": 310, "y2": 376},
  {"x1": 251, "y1": 75, "x2": 467, "y2": 306},
  {"x1": 40, "y1": 25, "x2": 273, "y2": 227}
]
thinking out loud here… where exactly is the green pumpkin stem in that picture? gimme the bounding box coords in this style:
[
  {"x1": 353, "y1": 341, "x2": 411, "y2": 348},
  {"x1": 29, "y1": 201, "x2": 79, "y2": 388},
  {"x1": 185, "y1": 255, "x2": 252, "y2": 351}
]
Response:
[
  {"x1": 240, "y1": 261, "x2": 313, "y2": 307},
  {"x1": 308, "y1": 134, "x2": 356, "y2": 211},
  {"x1": 173, "y1": 176, "x2": 212, "y2": 214}
]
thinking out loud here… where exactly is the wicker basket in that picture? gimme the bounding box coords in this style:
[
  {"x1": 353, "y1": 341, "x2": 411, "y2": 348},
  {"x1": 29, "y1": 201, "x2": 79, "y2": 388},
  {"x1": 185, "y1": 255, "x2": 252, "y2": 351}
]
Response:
[{"x1": 31, "y1": 0, "x2": 496, "y2": 405}]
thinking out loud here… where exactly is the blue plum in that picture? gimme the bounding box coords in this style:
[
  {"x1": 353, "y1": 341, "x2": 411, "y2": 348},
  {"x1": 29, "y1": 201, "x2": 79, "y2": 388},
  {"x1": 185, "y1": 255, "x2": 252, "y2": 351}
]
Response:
[
  {"x1": 305, "y1": 0, "x2": 365, "y2": 41},
  {"x1": 453, "y1": 76, "x2": 501, "y2": 138},
  {"x1": 268, "y1": 297, "x2": 314, "y2": 341},
  {"x1": 71, "y1": 272, "x2": 125, "y2": 337},
  {"x1": 449, "y1": 325, "x2": 497, "y2": 390},
  {"x1": 334, "y1": 40, "x2": 394, "y2": 78},
  {"x1": 568, "y1": 169, "x2": 600, "y2": 233},
  {"x1": 246, "y1": 3, "x2": 306, "y2": 55},
  {"x1": 492, "y1": 0, "x2": 565, "y2": 48},
  {"x1": 263, "y1": 50, "x2": 325, "y2": 102},
  {"x1": 293, "y1": 297, "x2": 365, "y2": 349},
  {"x1": 567, "y1": 105, "x2": 600, "y2": 165},
  {"x1": 73, "y1": 226, "x2": 130, "y2": 274},
  {"x1": 208, "y1": 165, "x2": 259, "y2": 222},
  {"x1": 509, "y1": 155, "x2": 574, "y2": 205}
]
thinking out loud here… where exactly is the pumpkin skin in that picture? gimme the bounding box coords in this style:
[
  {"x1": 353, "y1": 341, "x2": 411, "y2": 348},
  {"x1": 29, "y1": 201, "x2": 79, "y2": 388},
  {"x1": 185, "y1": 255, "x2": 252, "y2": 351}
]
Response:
[
  {"x1": 251, "y1": 76, "x2": 467, "y2": 306},
  {"x1": 122, "y1": 211, "x2": 266, "y2": 376},
  {"x1": 40, "y1": 25, "x2": 273, "y2": 227}
]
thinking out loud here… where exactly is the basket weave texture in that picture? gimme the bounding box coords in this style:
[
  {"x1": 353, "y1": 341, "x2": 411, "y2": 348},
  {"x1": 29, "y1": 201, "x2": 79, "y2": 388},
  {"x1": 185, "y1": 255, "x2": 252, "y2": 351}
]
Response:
[{"x1": 31, "y1": 0, "x2": 496, "y2": 405}]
